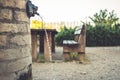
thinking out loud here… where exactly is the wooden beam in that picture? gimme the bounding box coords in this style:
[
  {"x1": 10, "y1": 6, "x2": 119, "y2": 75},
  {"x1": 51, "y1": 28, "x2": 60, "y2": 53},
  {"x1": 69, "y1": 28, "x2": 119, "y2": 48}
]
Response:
[
  {"x1": 44, "y1": 32, "x2": 52, "y2": 61},
  {"x1": 31, "y1": 32, "x2": 37, "y2": 61}
]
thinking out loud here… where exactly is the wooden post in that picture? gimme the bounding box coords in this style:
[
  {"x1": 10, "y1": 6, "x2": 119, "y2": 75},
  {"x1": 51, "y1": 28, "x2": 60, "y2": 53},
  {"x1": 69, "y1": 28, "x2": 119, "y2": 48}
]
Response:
[
  {"x1": 80, "y1": 25, "x2": 86, "y2": 52},
  {"x1": 31, "y1": 32, "x2": 37, "y2": 61},
  {"x1": 78, "y1": 25, "x2": 86, "y2": 62},
  {"x1": 39, "y1": 34, "x2": 44, "y2": 53},
  {"x1": 52, "y1": 33, "x2": 55, "y2": 53},
  {"x1": 44, "y1": 32, "x2": 52, "y2": 61},
  {"x1": 63, "y1": 52, "x2": 71, "y2": 61}
]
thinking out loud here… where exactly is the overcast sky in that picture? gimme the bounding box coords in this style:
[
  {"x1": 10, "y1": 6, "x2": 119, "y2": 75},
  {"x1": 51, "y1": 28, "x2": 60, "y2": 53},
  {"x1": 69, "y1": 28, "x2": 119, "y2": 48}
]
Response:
[{"x1": 31, "y1": 0, "x2": 120, "y2": 22}]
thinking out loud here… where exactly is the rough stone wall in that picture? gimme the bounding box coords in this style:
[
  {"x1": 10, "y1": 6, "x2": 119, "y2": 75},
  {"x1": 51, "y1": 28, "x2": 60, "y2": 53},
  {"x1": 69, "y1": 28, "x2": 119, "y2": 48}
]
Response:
[{"x1": 0, "y1": 0, "x2": 32, "y2": 80}]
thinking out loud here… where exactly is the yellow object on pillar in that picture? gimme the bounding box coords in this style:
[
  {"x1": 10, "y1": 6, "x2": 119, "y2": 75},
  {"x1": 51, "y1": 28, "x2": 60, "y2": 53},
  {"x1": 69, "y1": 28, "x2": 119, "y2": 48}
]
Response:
[
  {"x1": 31, "y1": 20, "x2": 43, "y2": 29},
  {"x1": 30, "y1": 20, "x2": 55, "y2": 29}
]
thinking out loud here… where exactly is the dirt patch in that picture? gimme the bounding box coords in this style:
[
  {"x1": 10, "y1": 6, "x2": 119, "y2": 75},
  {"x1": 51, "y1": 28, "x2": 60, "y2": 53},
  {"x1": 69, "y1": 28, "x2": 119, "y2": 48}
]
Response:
[{"x1": 32, "y1": 47, "x2": 120, "y2": 80}]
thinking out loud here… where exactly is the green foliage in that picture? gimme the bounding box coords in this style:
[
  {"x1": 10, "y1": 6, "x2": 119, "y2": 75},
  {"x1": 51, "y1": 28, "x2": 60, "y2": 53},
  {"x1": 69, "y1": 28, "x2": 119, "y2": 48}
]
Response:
[
  {"x1": 55, "y1": 26, "x2": 75, "y2": 46},
  {"x1": 55, "y1": 9, "x2": 120, "y2": 46},
  {"x1": 86, "y1": 24, "x2": 120, "y2": 46},
  {"x1": 86, "y1": 9, "x2": 120, "y2": 46},
  {"x1": 89, "y1": 9, "x2": 119, "y2": 26},
  {"x1": 70, "y1": 52, "x2": 78, "y2": 60}
]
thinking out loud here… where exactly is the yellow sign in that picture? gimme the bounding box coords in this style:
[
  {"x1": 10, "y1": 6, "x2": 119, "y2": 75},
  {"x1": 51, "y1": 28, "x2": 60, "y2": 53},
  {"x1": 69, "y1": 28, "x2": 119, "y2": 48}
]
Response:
[
  {"x1": 31, "y1": 20, "x2": 43, "y2": 29},
  {"x1": 31, "y1": 20, "x2": 55, "y2": 29}
]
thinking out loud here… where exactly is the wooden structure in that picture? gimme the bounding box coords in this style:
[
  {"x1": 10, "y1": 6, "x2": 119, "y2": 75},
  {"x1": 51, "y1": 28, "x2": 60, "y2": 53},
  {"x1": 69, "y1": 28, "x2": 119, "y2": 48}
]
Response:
[
  {"x1": 31, "y1": 29, "x2": 57, "y2": 61},
  {"x1": 63, "y1": 25, "x2": 86, "y2": 62}
]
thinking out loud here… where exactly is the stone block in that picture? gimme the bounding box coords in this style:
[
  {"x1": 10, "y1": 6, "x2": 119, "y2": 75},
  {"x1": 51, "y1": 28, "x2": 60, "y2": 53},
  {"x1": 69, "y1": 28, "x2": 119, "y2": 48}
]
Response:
[
  {"x1": 7, "y1": 57, "x2": 32, "y2": 73},
  {"x1": 14, "y1": 11, "x2": 29, "y2": 22},
  {"x1": 0, "y1": 23, "x2": 15, "y2": 33},
  {"x1": 0, "y1": 35, "x2": 7, "y2": 46},
  {"x1": 0, "y1": 9, "x2": 12, "y2": 20},
  {"x1": 14, "y1": 0, "x2": 26, "y2": 9},
  {"x1": 0, "y1": 0, "x2": 26, "y2": 9},
  {"x1": 17, "y1": 23, "x2": 30, "y2": 33},
  {"x1": 0, "y1": 62, "x2": 7, "y2": 74},
  {"x1": 10, "y1": 35, "x2": 31, "y2": 46},
  {"x1": 0, "y1": 46, "x2": 31, "y2": 61},
  {"x1": 0, "y1": 23, "x2": 30, "y2": 33}
]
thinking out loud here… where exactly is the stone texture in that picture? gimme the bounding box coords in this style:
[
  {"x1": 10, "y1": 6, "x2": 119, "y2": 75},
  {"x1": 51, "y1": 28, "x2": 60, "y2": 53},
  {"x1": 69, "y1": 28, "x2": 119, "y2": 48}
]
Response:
[
  {"x1": 0, "y1": 73, "x2": 16, "y2": 80},
  {"x1": 17, "y1": 24, "x2": 30, "y2": 33},
  {"x1": 7, "y1": 57, "x2": 32, "y2": 73},
  {"x1": 0, "y1": 0, "x2": 26, "y2": 9},
  {"x1": 0, "y1": 0, "x2": 32, "y2": 80},
  {"x1": 0, "y1": 62, "x2": 7, "y2": 74},
  {"x1": 0, "y1": 9, "x2": 12, "y2": 20},
  {"x1": 16, "y1": 64, "x2": 32, "y2": 80},
  {"x1": 10, "y1": 35, "x2": 31, "y2": 46},
  {"x1": 0, "y1": 23, "x2": 30, "y2": 33},
  {"x1": 0, "y1": 23, "x2": 15, "y2": 33},
  {"x1": 0, "y1": 35, "x2": 7, "y2": 46},
  {"x1": 14, "y1": 11, "x2": 29, "y2": 22},
  {"x1": 0, "y1": 46, "x2": 31, "y2": 61}
]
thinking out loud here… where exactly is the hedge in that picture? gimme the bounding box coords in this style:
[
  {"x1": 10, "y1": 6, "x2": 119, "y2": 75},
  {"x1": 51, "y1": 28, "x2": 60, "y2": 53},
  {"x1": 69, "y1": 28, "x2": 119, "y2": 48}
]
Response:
[
  {"x1": 86, "y1": 24, "x2": 120, "y2": 46},
  {"x1": 55, "y1": 24, "x2": 120, "y2": 46}
]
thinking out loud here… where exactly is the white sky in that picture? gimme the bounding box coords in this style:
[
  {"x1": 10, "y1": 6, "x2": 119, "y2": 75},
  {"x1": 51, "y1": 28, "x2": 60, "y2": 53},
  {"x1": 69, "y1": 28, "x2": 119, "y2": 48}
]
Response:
[{"x1": 31, "y1": 0, "x2": 120, "y2": 22}]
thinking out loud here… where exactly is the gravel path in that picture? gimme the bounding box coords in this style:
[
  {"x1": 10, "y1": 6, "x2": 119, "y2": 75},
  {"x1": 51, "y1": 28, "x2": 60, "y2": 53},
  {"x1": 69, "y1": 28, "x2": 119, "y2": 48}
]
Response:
[{"x1": 32, "y1": 47, "x2": 120, "y2": 80}]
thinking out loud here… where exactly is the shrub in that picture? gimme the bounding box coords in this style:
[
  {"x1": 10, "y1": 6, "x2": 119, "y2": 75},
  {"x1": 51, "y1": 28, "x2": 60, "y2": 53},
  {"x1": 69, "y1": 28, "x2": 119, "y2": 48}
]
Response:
[
  {"x1": 55, "y1": 26, "x2": 75, "y2": 46},
  {"x1": 86, "y1": 24, "x2": 120, "y2": 46}
]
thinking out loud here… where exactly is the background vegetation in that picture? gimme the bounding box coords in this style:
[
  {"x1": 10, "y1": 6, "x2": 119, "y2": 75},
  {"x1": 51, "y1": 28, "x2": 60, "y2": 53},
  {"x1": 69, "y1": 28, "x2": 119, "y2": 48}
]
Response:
[
  {"x1": 55, "y1": 9, "x2": 120, "y2": 46},
  {"x1": 55, "y1": 26, "x2": 75, "y2": 46}
]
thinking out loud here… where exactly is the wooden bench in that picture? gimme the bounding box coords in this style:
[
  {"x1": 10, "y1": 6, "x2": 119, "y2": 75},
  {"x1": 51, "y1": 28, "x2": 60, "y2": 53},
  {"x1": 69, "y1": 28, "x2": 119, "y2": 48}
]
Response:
[{"x1": 63, "y1": 25, "x2": 86, "y2": 62}]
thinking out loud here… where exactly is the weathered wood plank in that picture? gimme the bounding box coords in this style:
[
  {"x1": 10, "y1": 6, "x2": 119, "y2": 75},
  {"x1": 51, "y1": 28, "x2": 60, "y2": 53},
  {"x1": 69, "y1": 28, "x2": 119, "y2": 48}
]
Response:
[
  {"x1": 63, "y1": 40, "x2": 78, "y2": 45},
  {"x1": 74, "y1": 25, "x2": 83, "y2": 35}
]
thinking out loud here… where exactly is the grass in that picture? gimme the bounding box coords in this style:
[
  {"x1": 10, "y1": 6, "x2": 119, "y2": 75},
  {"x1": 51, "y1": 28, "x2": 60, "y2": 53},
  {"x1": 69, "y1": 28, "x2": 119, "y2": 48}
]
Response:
[{"x1": 70, "y1": 52, "x2": 78, "y2": 60}]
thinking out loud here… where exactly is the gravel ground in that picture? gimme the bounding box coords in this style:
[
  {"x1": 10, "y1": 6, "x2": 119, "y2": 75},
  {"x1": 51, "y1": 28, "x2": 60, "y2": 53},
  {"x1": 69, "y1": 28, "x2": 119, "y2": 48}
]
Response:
[{"x1": 32, "y1": 47, "x2": 120, "y2": 80}]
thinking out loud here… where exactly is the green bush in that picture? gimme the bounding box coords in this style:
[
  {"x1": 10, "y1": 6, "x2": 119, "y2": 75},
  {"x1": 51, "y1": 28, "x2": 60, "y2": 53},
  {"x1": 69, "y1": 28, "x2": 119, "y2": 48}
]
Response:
[
  {"x1": 86, "y1": 9, "x2": 120, "y2": 46},
  {"x1": 55, "y1": 24, "x2": 120, "y2": 46},
  {"x1": 86, "y1": 24, "x2": 120, "y2": 46},
  {"x1": 55, "y1": 26, "x2": 75, "y2": 46}
]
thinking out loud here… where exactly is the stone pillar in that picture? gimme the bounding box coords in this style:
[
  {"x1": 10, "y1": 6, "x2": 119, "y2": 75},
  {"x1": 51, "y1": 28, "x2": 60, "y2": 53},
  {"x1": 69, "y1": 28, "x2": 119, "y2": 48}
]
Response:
[{"x1": 0, "y1": 0, "x2": 32, "y2": 80}]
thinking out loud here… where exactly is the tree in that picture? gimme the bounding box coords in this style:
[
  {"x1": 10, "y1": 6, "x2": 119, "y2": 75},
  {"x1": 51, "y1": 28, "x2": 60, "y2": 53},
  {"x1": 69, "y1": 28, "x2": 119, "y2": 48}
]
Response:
[
  {"x1": 85, "y1": 9, "x2": 120, "y2": 46},
  {"x1": 89, "y1": 9, "x2": 119, "y2": 26}
]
